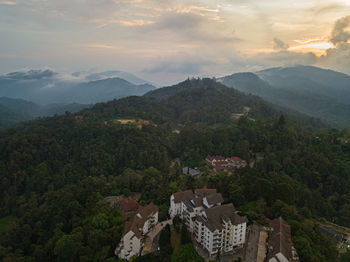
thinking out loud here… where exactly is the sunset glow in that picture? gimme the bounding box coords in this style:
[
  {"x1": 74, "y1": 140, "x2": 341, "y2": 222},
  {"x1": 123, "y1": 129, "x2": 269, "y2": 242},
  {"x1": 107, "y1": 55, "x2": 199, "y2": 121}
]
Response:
[{"x1": 0, "y1": 0, "x2": 350, "y2": 84}]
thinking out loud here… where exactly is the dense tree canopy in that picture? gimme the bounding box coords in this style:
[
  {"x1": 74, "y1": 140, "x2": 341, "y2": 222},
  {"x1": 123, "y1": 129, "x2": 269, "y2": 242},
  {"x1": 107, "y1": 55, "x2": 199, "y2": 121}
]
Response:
[{"x1": 0, "y1": 79, "x2": 349, "y2": 261}]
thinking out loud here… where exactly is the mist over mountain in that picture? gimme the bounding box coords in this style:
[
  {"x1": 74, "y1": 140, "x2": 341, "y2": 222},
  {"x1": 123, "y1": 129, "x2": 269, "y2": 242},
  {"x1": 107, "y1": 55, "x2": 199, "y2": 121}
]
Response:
[
  {"x1": 82, "y1": 70, "x2": 155, "y2": 86},
  {"x1": 220, "y1": 66, "x2": 350, "y2": 128},
  {"x1": 0, "y1": 69, "x2": 156, "y2": 105}
]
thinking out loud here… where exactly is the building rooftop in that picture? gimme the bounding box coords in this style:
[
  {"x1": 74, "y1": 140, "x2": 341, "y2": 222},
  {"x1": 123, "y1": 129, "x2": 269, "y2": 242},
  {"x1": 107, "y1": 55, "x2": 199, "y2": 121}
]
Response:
[
  {"x1": 173, "y1": 189, "x2": 194, "y2": 204},
  {"x1": 267, "y1": 217, "x2": 293, "y2": 262},
  {"x1": 205, "y1": 193, "x2": 224, "y2": 206},
  {"x1": 200, "y1": 203, "x2": 248, "y2": 232},
  {"x1": 116, "y1": 199, "x2": 140, "y2": 213},
  {"x1": 123, "y1": 203, "x2": 158, "y2": 238}
]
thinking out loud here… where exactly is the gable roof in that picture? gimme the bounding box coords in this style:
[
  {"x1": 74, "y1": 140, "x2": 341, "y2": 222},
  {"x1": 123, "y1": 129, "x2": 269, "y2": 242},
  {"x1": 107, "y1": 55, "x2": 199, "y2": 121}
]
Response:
[
  {"x1": 205, "y1": 193, "x2": 224, "y2": 205},
  {"x1": 116, "y1": 199, "x2": 139, "y2": 213},
  {"x1": 267, "y1": 217, "x2": 293, "y2": 261},
  {"x1": 195, "y1": 188, "x2": 217, "y2": 196},
  {"x1": 200, "y1": 203, "x2": 247, "y2": 231},
  {"x1": 173, "y1": 189, "x2": 194, "y2": 203}
]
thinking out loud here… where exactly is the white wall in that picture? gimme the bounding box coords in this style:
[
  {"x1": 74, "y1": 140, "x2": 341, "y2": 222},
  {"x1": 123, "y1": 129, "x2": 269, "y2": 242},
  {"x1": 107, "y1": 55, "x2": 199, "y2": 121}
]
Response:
[
  {"x1": 118, "y1": 231, "x2": 142, "y2": 260},
  {"x1": 169, "y1": 195, "x2": 181, "y2": 218}
]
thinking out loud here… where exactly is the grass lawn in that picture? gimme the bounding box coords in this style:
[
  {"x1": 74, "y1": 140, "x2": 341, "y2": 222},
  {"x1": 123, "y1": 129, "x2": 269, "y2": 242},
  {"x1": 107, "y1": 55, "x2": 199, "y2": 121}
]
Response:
[
  {"x1": 0, "y1": 215, "x2": 15, "y2": 231},
  {"x1": 171, "y1": 230, "x2": 182, "y2": 260}
]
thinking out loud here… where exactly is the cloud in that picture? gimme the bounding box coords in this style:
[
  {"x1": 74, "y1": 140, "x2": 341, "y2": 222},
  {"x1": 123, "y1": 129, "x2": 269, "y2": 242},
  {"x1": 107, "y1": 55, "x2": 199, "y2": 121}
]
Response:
[
  {"x1": 330, "y1": 15, "x2": 350, "y2": 45},
  {"x1": 294, "y1": 39, "x2": 321, "y2": 44},
  {"x1": 109, "y1": 19, "x2": 154, "y2": 27},
  {"x1": 0, "y1": 1, "x2": 16, "y2": 5},
  {"x1": 143, "y1": 58, "x2": 214, "y2": 74},
  {"x1": 85, "y1": 44, "x2": 119, "y2": 49},
  {"x1": 273, "y1": 38, "x2": 289, "y2": 50},
  {"x1": 1, "y1": 69, "x2": 57, "y2": 80}
]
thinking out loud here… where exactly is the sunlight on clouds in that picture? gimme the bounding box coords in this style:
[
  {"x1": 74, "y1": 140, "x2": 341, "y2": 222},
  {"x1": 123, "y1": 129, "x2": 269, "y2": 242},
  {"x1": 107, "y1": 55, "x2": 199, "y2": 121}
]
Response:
[
  {"x1": 0, "y1": 1, "x2": 16, "y2": 5},
  {"x1": 85, "y1": 44, "x2": 118, "y2": 49},
  {"x1": 109, "y1": 19, "x2": 154, "y2": 27},
  {"x1": 294, "y1": 39, "x2": 322, "y2": 44},
  {"x1": 290, "y1": 42, "x2": 335, "y2": 57},
  {"x1": 2, "y1": 0, "x2": 350, "y2": 79}
]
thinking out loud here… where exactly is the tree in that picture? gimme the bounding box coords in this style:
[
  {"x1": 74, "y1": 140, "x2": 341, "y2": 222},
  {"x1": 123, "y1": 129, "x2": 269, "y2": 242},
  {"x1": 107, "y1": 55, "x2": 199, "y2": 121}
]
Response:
[
  {"x1": 159, "y1": 224, "x2": 172, "y2": 259},
  {"x1": 173, "y1": 215, "x2": 181, "y2": 232},
  {"x1": 172, "y1": 244, "x2": 204, "y2": 262},
  {"x1": 180, "y1": 223, "x2": 192, "y2": 244},
  {"x1": 54, "y1": 234, "x2": 82, "y2": 262}
]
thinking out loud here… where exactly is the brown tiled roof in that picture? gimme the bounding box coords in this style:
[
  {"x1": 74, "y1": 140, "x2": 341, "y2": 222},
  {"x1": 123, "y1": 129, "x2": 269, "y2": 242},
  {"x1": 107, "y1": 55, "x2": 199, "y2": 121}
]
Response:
[
  {"x1": 116, "y1": 199, "x2": 139, "y2": 213},
  {"x1": 173, "y1": 190, "x2": 194, "y2": 203},
  {"x1": 123, "y1": 203, "x2": 158, "y2": 238},
  {"x1": 205, "y1": 193, "x2": 224, "y2": 205},
  {"x1": 174, "y1": 188, "x2": 219, "y2": 209},
  {"x1": 201, "y1": 203, "x2": 248, "y2": 231},
  {"x1": 190, "y1": 197, "x2": 204, "y2": 207},
  {"x1": 267, "y1": 217, "x2": 293, "y2": 261},
  {"x1": 195, "y1": 188, "x2": 217, "y2": 197}
]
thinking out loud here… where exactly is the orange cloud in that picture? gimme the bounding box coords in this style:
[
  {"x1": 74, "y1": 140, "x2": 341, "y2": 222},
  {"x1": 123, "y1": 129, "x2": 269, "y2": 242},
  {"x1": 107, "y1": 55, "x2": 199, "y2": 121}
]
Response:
[{"x1": 0, "y1": 1, "x2": 17, "y2": 5}]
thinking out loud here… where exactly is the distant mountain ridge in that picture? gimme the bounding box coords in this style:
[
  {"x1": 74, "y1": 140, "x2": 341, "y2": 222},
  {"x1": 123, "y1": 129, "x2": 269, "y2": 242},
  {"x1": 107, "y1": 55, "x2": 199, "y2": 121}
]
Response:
[
  {"x1": 0, "y1": 69, "x2": 156, "y2": 104},
  {"x1": 220, "y1": 66, "x2": 350, "y2": 128},
  {"x1": 83, "y1": 70, "x2": 155, "y2": 86},
  {"x1": 0, "y1": 97, "x2": 90, "y2": 128}
]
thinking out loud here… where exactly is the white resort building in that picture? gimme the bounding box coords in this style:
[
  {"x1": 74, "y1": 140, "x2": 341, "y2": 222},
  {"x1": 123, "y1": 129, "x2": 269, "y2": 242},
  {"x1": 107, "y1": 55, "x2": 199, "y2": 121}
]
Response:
[
  {"x1": 115, "y1": 203, "x2": 158, "y2": 260},
  {"x1": 169, "y1": 188, "x2": 247, "y2": 256}
]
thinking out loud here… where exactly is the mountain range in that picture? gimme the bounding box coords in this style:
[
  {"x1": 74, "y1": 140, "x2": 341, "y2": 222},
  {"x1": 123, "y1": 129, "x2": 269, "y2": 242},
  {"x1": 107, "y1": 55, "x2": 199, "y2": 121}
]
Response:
[
  {"x1": 0, "y1": 69, "x2": 156, "y2": 105},
  {"x1": 0, "y1": 97, "x2": 90, "y2": 128},
  {"x1": 1, "y1": 65, "x2": 350, "y2": 129},
  {"x1": 220, "y1": 66, "x2": 350, "y2": 128}
]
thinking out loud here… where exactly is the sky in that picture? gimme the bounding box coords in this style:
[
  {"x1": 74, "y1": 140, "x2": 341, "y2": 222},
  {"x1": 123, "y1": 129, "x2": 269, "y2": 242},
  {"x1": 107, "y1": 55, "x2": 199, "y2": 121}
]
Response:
[{"x1": 1, "y1": 0, "x2": 350, "y2": 85}]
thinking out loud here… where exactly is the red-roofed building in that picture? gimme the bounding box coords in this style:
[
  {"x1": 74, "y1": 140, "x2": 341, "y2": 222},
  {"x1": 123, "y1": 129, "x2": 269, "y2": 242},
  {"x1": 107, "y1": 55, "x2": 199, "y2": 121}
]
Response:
[
  {"x1": 230, "y1": 157, "x2": 247, "y2": 168},
  {"x1": 205, "y1": 155, "x2": 228, "y2": 167},
  {"x1": 206, "y1": 155, "x2": 247, "y2": 173},
  {"x1": 116, "y1": 199, "x2": 140, "y2": 213}
]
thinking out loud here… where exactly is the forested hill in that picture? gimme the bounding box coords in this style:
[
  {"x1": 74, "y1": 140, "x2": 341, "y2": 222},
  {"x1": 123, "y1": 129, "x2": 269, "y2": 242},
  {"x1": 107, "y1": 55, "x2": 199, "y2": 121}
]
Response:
[
  {"x1": 0, "y1": 77, "x2": 350, "y2": 261},
  {"x1": 0, "y1": 97, "x2": 90, "y2": 128},
  {"x1": 142, "y1": 78, "x2": 325, "y2": 128},
  {"x1": 91, "y1": 78, "x2": 282, "y2": 125}
]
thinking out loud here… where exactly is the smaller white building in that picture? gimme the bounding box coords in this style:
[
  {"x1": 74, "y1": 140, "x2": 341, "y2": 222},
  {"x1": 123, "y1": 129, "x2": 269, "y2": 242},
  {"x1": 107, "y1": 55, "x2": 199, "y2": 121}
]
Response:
[
  {"x1": 115, "y1": 203, "x2": 158, "y2": 260},
  {"x1": 169, "y1": 189, "x2": 193, "y2": 219}
]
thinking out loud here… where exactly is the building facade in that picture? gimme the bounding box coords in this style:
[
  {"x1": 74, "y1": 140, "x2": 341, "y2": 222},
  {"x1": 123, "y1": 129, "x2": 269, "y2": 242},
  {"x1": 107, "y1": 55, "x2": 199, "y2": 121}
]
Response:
[
  {"x1": 169, "y1": 188, "x2": 247, "y2": 256},
  {"x1": 194, "y1": 204, "x2": 247, "y2": 256},
  {"x1": 115, "y1": 203, "x2": 158, "y2": 260}
]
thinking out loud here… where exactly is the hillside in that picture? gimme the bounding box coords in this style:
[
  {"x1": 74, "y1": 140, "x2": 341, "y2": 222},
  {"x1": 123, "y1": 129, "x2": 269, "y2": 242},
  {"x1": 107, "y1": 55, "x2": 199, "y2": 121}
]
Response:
[
  {"x1": 0, "y1": 104, "x2": 31, "y2": 128},
  {"x1": 144, "y1": 78, "x2": 324, "y2": 129},
  {"x1": 0, "y1": 97, "x2": 90, "y2": 127},
  {"x1": 220, "y1": 66, "x2": 350, "y2": 128}
]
